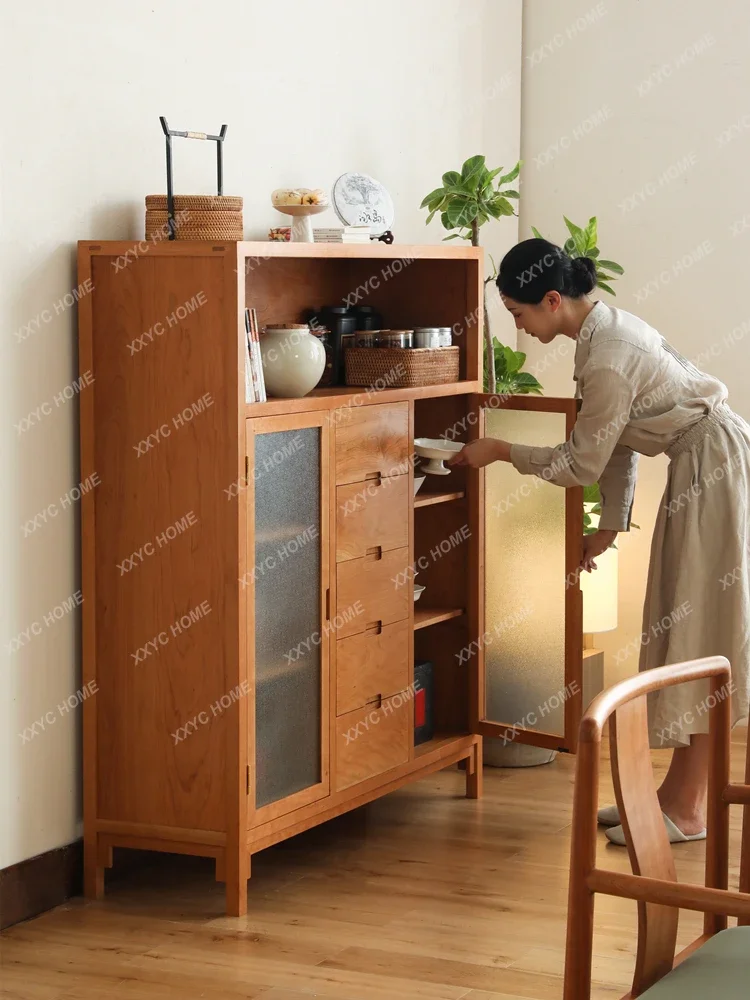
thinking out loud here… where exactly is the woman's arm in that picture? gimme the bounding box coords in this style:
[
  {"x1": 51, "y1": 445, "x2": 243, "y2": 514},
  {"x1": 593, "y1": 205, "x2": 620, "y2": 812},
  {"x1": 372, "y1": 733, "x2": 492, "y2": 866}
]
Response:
[
  {"x1": 449, "y1": 365, "x2": 637, "y2": 487},
  {"x1": 447, "y1": 437, "x2": 511, "y2": 468}
]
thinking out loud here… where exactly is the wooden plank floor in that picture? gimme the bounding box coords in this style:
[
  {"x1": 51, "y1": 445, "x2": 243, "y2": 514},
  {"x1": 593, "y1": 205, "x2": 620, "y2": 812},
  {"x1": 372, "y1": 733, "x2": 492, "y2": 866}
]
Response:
[{"x1": 1, "y1": 733, "x2": 746, "y2": 1000}]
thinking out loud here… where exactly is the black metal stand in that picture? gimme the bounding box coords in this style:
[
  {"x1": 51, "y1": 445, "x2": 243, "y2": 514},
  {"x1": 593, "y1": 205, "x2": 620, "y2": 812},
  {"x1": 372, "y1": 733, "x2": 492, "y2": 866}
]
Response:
[{"x1": 159, "y1": 117, "x2": 228, "y2": 239}]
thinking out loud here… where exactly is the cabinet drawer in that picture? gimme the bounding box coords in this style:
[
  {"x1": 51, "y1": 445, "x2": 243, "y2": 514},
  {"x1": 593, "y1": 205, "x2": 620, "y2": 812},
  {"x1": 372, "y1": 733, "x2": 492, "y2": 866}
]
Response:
[
  {"x1": 334, "y1": 402, "x2": 409, "y2": 485},
  {"x1": 336, "y1": 619, "x2": 410, "y2": 716},
  {"x1": 336, "y1": 547, "x2": 410, "y2": 637},
  {"x1": 335, "y1": 692, "x2": 410, "y2": 791},
  {"x1": 336, "y1": 474, "x2": 409, "y2": 562}
]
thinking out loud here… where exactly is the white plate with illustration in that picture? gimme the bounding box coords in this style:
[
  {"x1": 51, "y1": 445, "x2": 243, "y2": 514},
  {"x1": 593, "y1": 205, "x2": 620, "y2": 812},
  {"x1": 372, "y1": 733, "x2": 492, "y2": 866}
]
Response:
[{"x1": 332, "y1": 172, "x2": 394, "y2": 236}]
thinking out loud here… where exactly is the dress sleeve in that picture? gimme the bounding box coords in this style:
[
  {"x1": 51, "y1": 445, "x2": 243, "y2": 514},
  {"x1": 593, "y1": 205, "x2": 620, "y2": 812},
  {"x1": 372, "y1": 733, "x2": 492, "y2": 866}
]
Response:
[
  {"x1": 596, "y1": 443, "x2": 639, "y2": 532},
  {"x1": 509, "y1": 365, "x2": 638, "y2": 502}
]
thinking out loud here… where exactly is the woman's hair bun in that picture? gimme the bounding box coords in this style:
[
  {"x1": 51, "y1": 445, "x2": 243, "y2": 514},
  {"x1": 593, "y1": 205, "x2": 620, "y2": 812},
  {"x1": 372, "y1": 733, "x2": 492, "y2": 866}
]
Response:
[{"x1": 570, "y1": 255, "x2": 597, "y2": 295}]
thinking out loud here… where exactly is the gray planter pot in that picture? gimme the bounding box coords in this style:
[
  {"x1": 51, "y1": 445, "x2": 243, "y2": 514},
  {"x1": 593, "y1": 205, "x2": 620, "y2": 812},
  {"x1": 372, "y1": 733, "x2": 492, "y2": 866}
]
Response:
[{"x1": 483, "y1": 737, "x2": 557, "y2": 768}]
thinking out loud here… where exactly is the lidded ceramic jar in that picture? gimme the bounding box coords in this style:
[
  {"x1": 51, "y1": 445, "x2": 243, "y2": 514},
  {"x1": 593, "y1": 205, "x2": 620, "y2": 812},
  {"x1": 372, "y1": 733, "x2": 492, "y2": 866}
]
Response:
[{"x1": 260, "y1": 323, "x2": 326, "y2": 398}]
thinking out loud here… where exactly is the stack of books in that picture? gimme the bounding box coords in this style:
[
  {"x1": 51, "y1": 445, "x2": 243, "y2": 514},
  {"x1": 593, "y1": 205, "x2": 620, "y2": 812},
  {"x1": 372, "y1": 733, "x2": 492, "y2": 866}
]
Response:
[
  {"x1": 245, "y1": 308, "x2": 267, "y2": 403},
  {"x1": 313, "y1": 226, "x2": 371, "y2": 244}
]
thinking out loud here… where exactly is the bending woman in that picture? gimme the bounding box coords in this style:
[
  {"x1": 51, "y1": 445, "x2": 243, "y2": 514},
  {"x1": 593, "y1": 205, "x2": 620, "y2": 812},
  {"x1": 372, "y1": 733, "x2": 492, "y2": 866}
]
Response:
[{"x1": 449, "y1": 238, "x2": 750, "y2": 845}]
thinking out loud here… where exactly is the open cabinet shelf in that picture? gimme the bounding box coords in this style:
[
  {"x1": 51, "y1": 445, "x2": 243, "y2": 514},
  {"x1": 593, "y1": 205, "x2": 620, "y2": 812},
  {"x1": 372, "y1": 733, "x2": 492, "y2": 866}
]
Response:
[
  {"x1": 414, "y1": 489, "x2": 466, "y2": 508},
  {"x1": 413, "y1": 607, "x2": 465, "y2": 630}
]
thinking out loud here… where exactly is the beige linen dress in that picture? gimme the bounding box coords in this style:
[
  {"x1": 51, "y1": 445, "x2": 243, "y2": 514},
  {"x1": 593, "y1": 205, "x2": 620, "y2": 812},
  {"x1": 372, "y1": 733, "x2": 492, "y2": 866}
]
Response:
[{"x1": 508, "y1": 300, "x2": 750, "y2": 747}]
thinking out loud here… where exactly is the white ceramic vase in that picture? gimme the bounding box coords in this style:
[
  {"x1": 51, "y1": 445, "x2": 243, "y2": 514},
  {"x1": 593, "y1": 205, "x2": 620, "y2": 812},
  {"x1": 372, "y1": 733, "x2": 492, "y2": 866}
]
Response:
[{"x1": 260, "y1": 325, "x2": 325, "y2": 398}]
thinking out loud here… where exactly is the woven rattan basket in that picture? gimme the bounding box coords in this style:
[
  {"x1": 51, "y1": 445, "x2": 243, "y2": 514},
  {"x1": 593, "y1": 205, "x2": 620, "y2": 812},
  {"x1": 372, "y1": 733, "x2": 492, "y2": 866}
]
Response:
[
  {"x1": 144, "y1": 195, "x2": 244, "y2": 240},
  {"x1": 344, "y1": 346, "x2": 460, "y2": 388}
]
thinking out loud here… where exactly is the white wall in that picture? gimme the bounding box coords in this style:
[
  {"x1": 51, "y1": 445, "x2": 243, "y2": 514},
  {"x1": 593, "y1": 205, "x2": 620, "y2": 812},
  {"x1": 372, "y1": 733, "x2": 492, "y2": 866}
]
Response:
[
  {"x1": 0, "y1": 0, "x2": 522, "y2": 869},
  {"x1": 519, "y1": 0, "x2": 750, "y2": 685}
]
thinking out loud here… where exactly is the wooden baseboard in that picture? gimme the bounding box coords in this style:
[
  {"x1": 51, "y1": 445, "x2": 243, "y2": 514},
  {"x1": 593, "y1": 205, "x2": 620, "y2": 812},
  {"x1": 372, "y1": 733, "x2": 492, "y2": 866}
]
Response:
[{"x1": 0, "y1": 841, "x2": 83, "y2": 930}]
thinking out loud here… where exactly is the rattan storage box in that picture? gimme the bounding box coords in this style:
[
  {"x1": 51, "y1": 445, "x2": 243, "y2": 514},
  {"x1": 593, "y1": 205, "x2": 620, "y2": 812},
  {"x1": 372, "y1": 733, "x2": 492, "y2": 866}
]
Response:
[
  {"x1": 344, "y1": 346, "x2": 460, "y2": 388},
  {"x1": 144, "y1": 194, "x2": 243, "y2": 240}
]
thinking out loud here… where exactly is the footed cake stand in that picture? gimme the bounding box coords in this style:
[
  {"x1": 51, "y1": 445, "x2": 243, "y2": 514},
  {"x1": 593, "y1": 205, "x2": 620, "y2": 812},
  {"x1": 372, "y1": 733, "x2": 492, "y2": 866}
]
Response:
[{"x1": 273, "y1": 203, "x2": 328, "y2": 243}]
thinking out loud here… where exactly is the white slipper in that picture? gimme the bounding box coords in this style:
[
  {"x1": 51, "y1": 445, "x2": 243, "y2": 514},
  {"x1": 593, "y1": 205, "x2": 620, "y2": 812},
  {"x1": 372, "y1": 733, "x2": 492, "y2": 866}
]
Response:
[
  {"x1": 605, "y1": 812, "x2": 707, "y2": 846},
  {"x1": 597, "y1": 804, "x2": 620, "y2": 827}
]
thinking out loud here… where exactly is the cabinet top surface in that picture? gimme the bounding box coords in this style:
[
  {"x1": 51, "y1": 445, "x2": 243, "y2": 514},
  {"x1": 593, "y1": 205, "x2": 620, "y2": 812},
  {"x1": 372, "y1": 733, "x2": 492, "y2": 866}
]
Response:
[{"x1": 78, "y1": 240, "x2": 483, "y2": 261}]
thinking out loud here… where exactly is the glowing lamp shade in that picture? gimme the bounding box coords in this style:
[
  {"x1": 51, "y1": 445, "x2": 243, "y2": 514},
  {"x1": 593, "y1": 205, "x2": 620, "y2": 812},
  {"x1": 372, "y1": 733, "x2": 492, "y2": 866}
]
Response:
[{"x1": 581, "y1": 544, "x2": 618, "y2": 633}]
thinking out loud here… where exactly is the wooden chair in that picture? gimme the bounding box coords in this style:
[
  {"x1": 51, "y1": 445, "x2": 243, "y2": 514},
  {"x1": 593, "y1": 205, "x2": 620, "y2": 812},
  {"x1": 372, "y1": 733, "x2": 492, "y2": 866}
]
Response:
[{"x1": 564, "y1": 656, "x2": 750, "y2": 998}]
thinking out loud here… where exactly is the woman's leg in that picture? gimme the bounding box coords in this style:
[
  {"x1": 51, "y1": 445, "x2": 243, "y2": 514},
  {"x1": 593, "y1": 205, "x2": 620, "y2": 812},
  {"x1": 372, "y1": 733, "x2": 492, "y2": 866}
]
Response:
[{"x1": 656, "y1": 734, "x2": 710, "y2": 835}]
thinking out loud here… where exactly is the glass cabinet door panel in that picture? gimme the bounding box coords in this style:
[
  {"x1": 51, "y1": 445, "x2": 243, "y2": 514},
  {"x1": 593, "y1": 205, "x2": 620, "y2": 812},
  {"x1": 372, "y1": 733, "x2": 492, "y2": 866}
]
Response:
[{"x1": 254, "y1": 426, "x2": 322, "y2": 808}]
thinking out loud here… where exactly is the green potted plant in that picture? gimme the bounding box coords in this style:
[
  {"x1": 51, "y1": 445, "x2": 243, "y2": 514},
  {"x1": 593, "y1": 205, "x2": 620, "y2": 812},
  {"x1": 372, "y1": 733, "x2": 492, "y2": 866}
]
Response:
[
  {"x1": 531, "y1": 216, "x2": 624, "y2": 296},
  {"x1": 483, "y1": 341, "x2": 543, "y2": 395},
  {"x1": 420, "y1": 154, "x2": 522, "y2": 392}
]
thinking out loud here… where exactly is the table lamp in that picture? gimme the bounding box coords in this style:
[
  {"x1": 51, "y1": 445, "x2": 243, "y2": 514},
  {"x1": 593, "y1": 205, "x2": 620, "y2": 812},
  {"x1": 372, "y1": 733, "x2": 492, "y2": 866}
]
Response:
[{"x1": 580, "y1": 542, "x2": 618, "y2": 710}]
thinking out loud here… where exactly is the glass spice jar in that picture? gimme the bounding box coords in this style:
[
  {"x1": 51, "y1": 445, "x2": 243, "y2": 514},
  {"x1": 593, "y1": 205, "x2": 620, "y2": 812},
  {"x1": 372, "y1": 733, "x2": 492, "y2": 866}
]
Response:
[{"x1": 378, "y1": 329, "x2": 414, "y2": 348}]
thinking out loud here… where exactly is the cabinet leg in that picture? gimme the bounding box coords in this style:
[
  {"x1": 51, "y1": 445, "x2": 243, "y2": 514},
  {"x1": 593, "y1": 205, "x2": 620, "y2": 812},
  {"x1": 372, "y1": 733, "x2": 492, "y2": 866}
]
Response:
[
  {"x1": 225, "y1": 852, "x2": 250, "y2": 917},
  {"x1": 84, "y1": 839, "x2": 105, "y2": 899},
  {"x1": 466, "y1": 739, "x2": 483, "y2": 799}
]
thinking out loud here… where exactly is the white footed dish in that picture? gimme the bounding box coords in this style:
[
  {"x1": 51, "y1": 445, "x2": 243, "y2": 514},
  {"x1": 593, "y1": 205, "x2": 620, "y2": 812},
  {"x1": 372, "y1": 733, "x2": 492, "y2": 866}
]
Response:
[{"x1": 414, "y1": 437, "x2": 463, "y2": 476}]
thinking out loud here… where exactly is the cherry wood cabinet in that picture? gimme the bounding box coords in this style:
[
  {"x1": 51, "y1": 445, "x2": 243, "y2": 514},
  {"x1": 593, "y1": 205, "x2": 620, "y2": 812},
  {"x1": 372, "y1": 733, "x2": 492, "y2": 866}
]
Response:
[{"x1": 78, "y1": 240, "x2": 582, "y2": 917}]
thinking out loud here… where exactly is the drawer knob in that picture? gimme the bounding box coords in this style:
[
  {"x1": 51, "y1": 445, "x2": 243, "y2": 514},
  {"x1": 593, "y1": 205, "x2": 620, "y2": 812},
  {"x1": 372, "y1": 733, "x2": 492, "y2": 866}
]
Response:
[
  {"x1": 364, "y1": 621, "x2": 383, "y2": 635},
  {"x1": 365, "y1": 546, "x2": 382, "y2": 561}
]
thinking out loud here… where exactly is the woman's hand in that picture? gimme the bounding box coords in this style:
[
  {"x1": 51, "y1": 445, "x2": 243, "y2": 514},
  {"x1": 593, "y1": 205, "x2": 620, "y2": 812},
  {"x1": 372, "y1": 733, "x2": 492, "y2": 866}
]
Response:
[
  {"x1": 580, "y1": 529, "x2": 618, "y2": 572},
  {"x1": 447, "y1": 438, "x2": 510, "y2": 469}
]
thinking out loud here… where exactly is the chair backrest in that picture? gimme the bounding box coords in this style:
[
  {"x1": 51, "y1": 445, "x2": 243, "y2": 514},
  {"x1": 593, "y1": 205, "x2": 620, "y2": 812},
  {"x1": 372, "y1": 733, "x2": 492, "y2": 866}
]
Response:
[{"x1": 564, "y1": 656, "x2": 750, "y2": 999}]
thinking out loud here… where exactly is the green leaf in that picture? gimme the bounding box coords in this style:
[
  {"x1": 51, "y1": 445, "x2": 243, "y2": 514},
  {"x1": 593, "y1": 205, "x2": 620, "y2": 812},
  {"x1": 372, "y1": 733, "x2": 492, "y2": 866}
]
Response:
[
  {"x1": 583, "y1": 216, "x2": 598, "y2": 251},
  {"x1": 531, "y1": 225, "x2": 545, "y2": 240},
  {"x1": 442, "y1": 170, "x2": 463, "y2": 190},
  {"x1": 420, "y1": 187, "x2": 445, "y2": 209},
  {"x1": 440, "y1": 211, "x2": 451, "y2": 231},
  {"x1": 426, "y1": 208, "x2": 439, "y2": 225},
  {"x1": 487, "y1": 165, "x2": 504, "y2": 182},
  {"x1": 564, "y1": 216, "x2": 588, "y2": 255},
  {"x1": 503, "y1": 344, "x2": 522, "y2": 374},
  {"x1": 462, "y1": 154, "x2": 486, "y2": 184},
  {"x1": 498, "y1": 161, "x2": 521, "y2": 184},
  {"x1": 582, "y1": 483, "x2": 601, "y2": 503},
  {"x1": 597, "y1": 281, "x2": 617, "y2": 296},
  {"x1": 588, "y1": 247, "x2": 600, "y2": 258},
  {"x1": 494, "y1": 197, "x2": 516, "y2": 217},
  {"x1": 514, "y1": 372, "x2": 543, "y2": 391},
  {"x1": 598, "y1": 259, "x2": 624, "y2": 275},
  {"x1": 501, "y1": 189, "x2": 520, "y2": 199},
  {"x1": 564, "y1": 237, "x2": 577, "y2": 255},
  {"x1": 446, "y1": 198, "x2": 478, "y2": 229},
  {"x1": 631, "y1": 521, "x2": 641, "y2": 529},
  {"x1": 442, "y1": 233, "x2": 464, "y2": 240}
]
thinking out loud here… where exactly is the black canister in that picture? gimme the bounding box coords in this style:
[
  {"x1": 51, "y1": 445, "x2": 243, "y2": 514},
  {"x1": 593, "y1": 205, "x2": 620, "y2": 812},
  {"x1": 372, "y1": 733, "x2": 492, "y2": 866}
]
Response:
[
  {"x1": 310, "y1": 307, "x2": 357, "y2": 385},
  {"x1": 352, "y1": 305, "x2": 382, "y2": 331}
]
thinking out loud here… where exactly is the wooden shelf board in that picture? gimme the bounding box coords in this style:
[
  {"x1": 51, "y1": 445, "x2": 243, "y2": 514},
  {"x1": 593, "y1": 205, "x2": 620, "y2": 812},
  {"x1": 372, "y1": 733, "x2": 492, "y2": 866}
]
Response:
[
  {"x1": 414, "y1": 731, "x2": 473, "y2": 757},
  {"x1": 414, "y1": 490, "x2": 465, "y2": 509},
  {"x1": 245, "y1": 380, "x2": 480, "y2": 416},
  {"x1": 413, "y1": 607, "x2": 465, "y2": 631},
  {"x1": 238, "y1": 240, "x2": 483, "y2": 261}
]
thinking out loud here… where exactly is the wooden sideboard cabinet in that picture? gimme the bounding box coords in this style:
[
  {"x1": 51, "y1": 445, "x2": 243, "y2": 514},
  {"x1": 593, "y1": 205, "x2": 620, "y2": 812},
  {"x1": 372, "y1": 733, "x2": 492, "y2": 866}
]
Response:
[{"x1": 77, "y1": 240, "x2": 583, "y2": 916}]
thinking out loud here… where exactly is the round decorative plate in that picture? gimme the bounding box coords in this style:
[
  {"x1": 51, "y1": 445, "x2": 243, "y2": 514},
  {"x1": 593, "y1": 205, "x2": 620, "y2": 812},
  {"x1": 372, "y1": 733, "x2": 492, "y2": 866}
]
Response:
[{"x1": 332, "y1": 172, "x2": 394, "y2": 235}]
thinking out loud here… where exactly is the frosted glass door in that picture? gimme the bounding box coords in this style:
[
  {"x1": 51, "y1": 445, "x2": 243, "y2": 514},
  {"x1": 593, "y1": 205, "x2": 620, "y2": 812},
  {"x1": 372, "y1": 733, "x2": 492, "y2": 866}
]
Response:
[
  {"x1": 476, "y1": 397, "x2": 582, "y2": 752},
  {"x1": 253, "y1": 423, "x2": 326, "y2": 809}
]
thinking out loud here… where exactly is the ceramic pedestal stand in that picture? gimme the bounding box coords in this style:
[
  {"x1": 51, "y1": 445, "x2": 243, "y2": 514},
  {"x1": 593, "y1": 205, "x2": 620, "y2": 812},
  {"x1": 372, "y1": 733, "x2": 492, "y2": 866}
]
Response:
[{"x1": 273, "y1": 203, "x2": 328, "y2": 243}]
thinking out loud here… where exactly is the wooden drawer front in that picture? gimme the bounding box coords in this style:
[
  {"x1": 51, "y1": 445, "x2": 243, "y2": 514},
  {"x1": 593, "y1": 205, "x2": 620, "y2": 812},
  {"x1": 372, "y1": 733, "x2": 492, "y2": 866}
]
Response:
[
  {"x1": 334, "y1": 402, "x2": 409, "y2": 485},
  {"x1": 336, "y1": 547, "x2": 410, "y2": 638},
  {"x1": 336, "y1": 474, "x2": 409, "y2": 562},
  {"x1": 335, "y1": 692, "x2": 411, "y2": 792},
  {"x1": 336, "y1": 619, "x2": 410, "y2": 716}
]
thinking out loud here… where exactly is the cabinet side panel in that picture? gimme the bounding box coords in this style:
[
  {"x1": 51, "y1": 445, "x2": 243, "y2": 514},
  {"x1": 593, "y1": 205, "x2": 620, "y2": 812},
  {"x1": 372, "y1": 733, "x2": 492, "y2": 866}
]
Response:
[{"x1": 90, "y1": 255, "x2": 237, "y2": 831}]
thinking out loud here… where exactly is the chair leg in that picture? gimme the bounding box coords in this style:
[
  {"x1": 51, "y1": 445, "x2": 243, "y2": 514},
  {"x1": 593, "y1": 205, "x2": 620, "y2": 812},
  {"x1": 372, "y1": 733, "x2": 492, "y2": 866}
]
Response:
[{"x1": 564, "y1": 740, "x2": 599, "y2": 1000}]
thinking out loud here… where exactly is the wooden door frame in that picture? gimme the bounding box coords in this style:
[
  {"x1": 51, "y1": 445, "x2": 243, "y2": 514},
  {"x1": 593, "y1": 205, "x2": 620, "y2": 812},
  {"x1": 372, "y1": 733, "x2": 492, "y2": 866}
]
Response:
[
  {"x1": 468, "y1": 393, "x2": 583, "y2": 753},
  {"x1": 245, "y1": 410, "x2": 331, "y2": 828}
]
